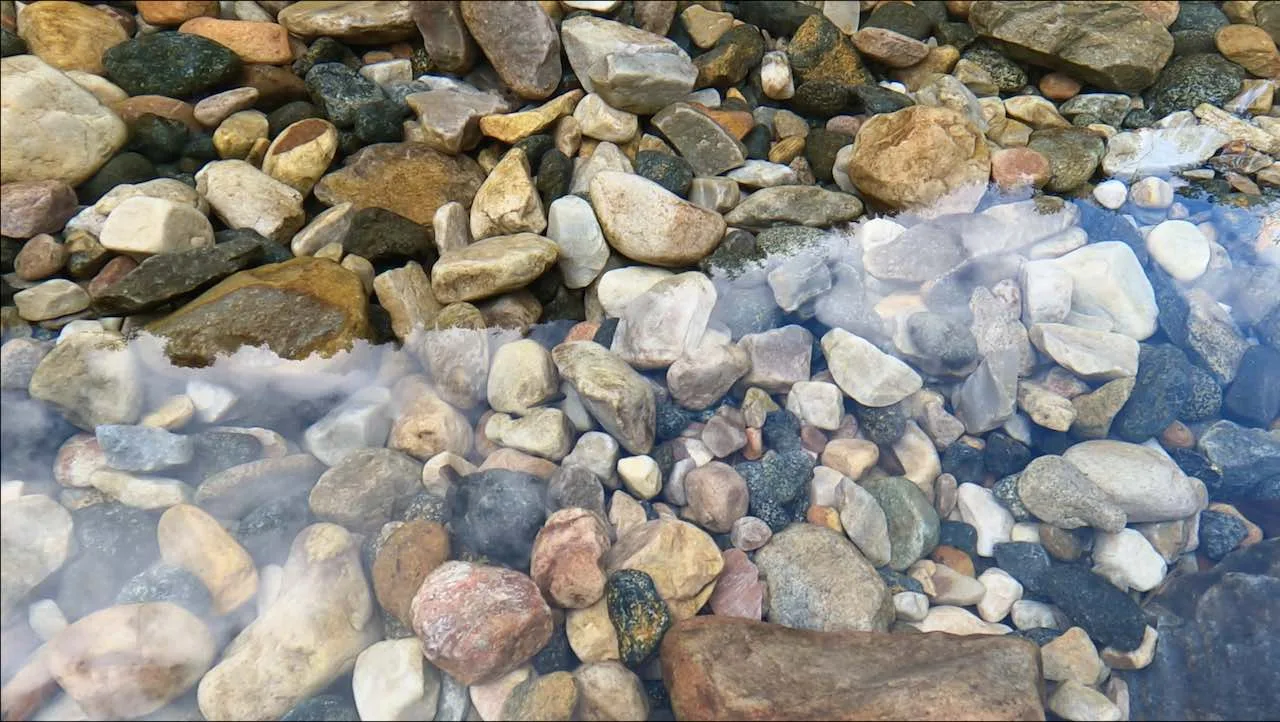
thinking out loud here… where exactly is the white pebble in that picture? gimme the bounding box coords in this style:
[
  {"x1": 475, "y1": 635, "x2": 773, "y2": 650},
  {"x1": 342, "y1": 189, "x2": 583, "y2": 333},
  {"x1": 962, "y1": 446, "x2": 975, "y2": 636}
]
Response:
[
  {"x1": 1128, "y1": 176, "x2": 1173, "y2": 209},
  {"x1": 28, "y1": 599, "x2": 67, "y2": 641},
  {"x1": 1146, "y1": 219, "x2": 1210, "y2": 282},
  {"x1": 893, "y1": 591, "x2": 930, "y2": 622},
  {"x1": 617, "y1": 455, "x2": 661, "y2": 500},
  {"x1": 1093, "y1": 179, "x2": 1128, "y2": 210},
  {"x1": 760, "y1": 51, "x2": 794, "y2": 100}
]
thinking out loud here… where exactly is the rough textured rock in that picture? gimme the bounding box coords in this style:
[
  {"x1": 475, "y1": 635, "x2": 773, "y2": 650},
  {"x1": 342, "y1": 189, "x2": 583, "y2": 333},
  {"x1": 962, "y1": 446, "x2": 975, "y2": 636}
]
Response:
[
  {"x1": 313, "y1": 142, "x2": 486, "y2": 226},
  {"x1": 662, "y1": 617, "x2": 1046, "y2": 721},
  {"x1": 553, "y1": 341, "x2": 655, "y2": 455},
  {"x1": 969, "y1": 1, "x2": 1173, "y2": 93}
]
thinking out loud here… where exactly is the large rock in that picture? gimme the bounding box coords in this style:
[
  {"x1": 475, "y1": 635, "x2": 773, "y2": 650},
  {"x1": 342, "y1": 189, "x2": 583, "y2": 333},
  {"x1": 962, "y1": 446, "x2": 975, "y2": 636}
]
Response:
[
  {"x1": 1016, "y1": 456, "x2": 1127, "y2": 533},
  {"x1": 847, "y1": 105, "x2": 990, "y2": 216},
  {"x1": 723, "y1": 186, "x2": 863, "y2": 230},
  {"x1": 430, "y1": 233, "x2": 558, "y2": 304},
  {"x1": 197, "y1": 524, "x2": 381, "y2": 721},
  {"x1": 589, "y1": 171, "x2": 726, "y2": 268},
  {"x1": 460, "y1": 1, "x2": 561, "y2": 100},
  {"x1": 969, "y1": 1, "x2": 1173, "y2": 93},
  {"x1": 1120, "y1": 540, "x2": 1279, "y2": 721},
  {"x1": 452, "y1": 469, "x2": 547, "y2": 570},
  {"x1": 1062, "y1": 440, "x2": 1205, "y2": 523},
  {"x1": 28, "y1": 331, "x2": 141, "y2": 430},
  {"x1": 1, "y1": 55, "x2": 128, "y2": 185},
  {"x1": 611, "y1": 272, "x2": 716, "y2": 370},
  {"x1": 561, "y1": 15, "x2": 697, "y2": 114},
  {"x1": 552, "y1": 341, "x2": 655, "y2": 455},
  {"x1": 145, "y1": 257, "x2": 372, "y2": 367},
  {"x1": 103, "y1": 31, "x2": 241, "y2": 98},
  {"x1": 309, "y1": 448, "x2": 422, "y2": 532},
  {"x1": 92, "y1": 236, "x2": 266, "y2": 315},
  {"x1": 16, "y1": 1, "x2": 128, "y2": 74},
  {"x1": 410, "y1": 561, "x2": 553, "y2": 685},
  {"x1": 661, "y1": 617, "x2": 1046, "y2": 721},
  {"x1": 754, "y1": 524, "x2": 893, "y2": 633},
  {"x1": 314, "y1": 142, "x2": 486, "y2": 226},
  {"x1": 1045, "y1": 242, "x2": 1158, "y2": 341},
  {"x1": 48, "y1": 602, "x2": 215, "y2": 719}
]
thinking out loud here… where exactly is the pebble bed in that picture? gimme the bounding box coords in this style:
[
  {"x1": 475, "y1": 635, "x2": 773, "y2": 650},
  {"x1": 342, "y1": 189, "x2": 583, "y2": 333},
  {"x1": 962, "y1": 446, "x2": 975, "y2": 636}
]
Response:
[{"x1": 1, "y1": 1, "x2": 1279, "y2": 722}]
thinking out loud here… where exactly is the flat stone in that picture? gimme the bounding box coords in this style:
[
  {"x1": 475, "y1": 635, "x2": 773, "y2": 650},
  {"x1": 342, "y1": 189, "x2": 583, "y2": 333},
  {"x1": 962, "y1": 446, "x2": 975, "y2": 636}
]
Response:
[
  {"x1": 755, "y1": 523, "x2": 892, "y2": 632},
  {"x1": 460, "y1": 1, "x2": 560, "y2": 100},
  {"x1": 661, "y1": 617, "x2": 1045, "y2": 721},
  {"x1": 650, "y1": 102, "x2": 746, "y2": 176},
  {"x1": 561, "y1": 15, "x2": 697, "y2": 114},
  {"x1": 13, "y1": 279, "x2": 91, "y2": 322},
  {"x1": 1029, "y1": 323, "x2": 1140, "y2": 381},
  {"x1": 1062, "y1": 440, "x2": 1205, "y2": 523},
  {"x1": 412, "y1": 2, "x2": 477, "y2": 74},
  {"x1": 738, "y1": 325, "x2": 813, "y2": 394},
  {"x1": 104, "y1": 31, "x2": 241, "y2": 98},
  {"x1": 724, "y1": 185, "x2": 863, "y2": 229},
  {"x1": 158, "y1": 503, "x2": 258, "y2": 614},
  {"x1": 479, "y1": 90, "x2": 583, "y2": 145},
  {"x1": 611, "y1": 272, "x2": 715, "y2": 370},
  {"x1": 1102, "y1": 126, "x2": 1231, "y2": 180},
  {"x1": 666, "y1": 340, "x2": 750, "y2": 410},
  {"x1": 1017, "y1": 455, "x2": 1127, "y2": 533},
  {"x1": 430, "y1": 233, "x2": 557, "y2": 304},
  {"x1": 195, "y1": 159, "x2": 304, "y2": 242},
  {"x1": 276, "y1": 1, "x2": 416, "y2": 43},
  {"x1": 314, "y1": 142, "x2": 485, "y2": 226},
  {"x1": 823, "y1": 328, "x2": 923, "y2": 408}
]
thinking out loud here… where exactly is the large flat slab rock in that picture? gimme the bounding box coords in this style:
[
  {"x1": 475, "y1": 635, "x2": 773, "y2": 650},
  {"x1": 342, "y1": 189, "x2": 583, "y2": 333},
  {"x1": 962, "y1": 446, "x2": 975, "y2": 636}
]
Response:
[{"x1": 661, "y1": 617, "x2": 1045, "y2": 721}]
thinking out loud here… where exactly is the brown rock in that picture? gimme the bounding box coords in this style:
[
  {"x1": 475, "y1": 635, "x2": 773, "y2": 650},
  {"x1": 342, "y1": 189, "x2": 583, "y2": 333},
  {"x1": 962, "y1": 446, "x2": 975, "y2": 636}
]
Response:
[
  {"x1": 372, "y1": 519, "x2": 450, "y2": 627},
  {"x1": 388, "y1": 375, "x2": 473, "y2": 461},
  {"x1": 412, "y1": 1, "x2": 477, "y2": 74},
  {"x1": 158, "y1": 504, "x2": 258, "y2": 614},
  {"x1": 481, "y1": 447, "x2": 559, "y2": 478},
  {"x1": 136, "y1": 1, "x2": 219, "y2": 25},
  {"x1": 17, "y1": 1, "x2": 128, "y2": 74},
  {"x1": 991, "y1": 147, "x2": 1051, "y2": 190},
  {"x1": 707, "y1": 548, "x2": 764, "y2": 620},
  {"x1": 1, "y1": 180, "x2": 78, "y2": 239},
  {"x1": 47, "y1": 602, "x2": 216, "y2": 719},
  {"x1": 681, "y1": 461, "x2": 748, "y2": 534},
  {"x1": 86, "y1": 255, "x2": 138, "y2": 298},
  {"x1": 530, "y1": 508, "x2": 612, "y2": 609},
  {"x1": 574, "y1": 661, "x2": 649, "y2": 721},
  {"x1": 239, "y1": 63, "x2": 309, "y2": 109},
  {"x1": 460, "y1": 0, "x2": 561, "y2": 100},
  {"x1": 430, "y1": 233, "x2": 558, "y2": 304},
  {"x1": 314, "y1": 142, "x2": 486, "y2": 226},
  {"x1": 13, "y1": 234, "x2": 66, "y2": 282},
  {"x1": 1216, "y1": 24, "x2": 1280, "y2": 78},
  {"x1": 853, "y1": 27, "x2": 930, "y2": 68},
  {"x1": 1039, "y1": 72, "x2": 1083, "y2": 101},
  {"x1": 502, "y1": 670, "x2": 580, "y2": 721},
  {"x1": 787, "y1": 13, "x2": 871, "y2": 87},
  {"x1": 275, "y1": 1, "x2": 416, "y2": 44},
  {"x1": 479, "y1": 90, "x2": 584, "y2": 144},
  {"x1": 111, "y1": 95, "x2": 202, "y2": 133},
  {"x1": 891, "y1": 44, "x2": 961, "y2": 91},
  {"x1": 179, "y1": 17, "x2": 294, "y2": 64},
  {"x1": 661, "y1": 617, "x2": 1046, "y2": 721},
  {"x1": 606, "y1": 518, "x2": 723, "y2": 620},
  {"x1": 1135, "y1": 1, "x2": 1180, "y2": 26},
  {"x1": 411, "y1": 561, "x2": 554, "y2": 685},
  {"x1": 847, "y1": 105, "x2": 991, "y2": 215},
  {"x1": 262, "y1": 117, "x2": 339, "y2": 195},
  {"x1": 930, "y1": 545, "x2": 976, "y2": 577}
]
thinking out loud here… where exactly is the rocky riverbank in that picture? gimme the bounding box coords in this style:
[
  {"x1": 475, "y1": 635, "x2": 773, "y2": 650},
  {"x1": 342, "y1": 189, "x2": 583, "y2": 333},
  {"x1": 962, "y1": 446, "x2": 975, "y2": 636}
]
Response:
[{"x1": 1, "y1": 1, "x2": 1278, "y2": 721}]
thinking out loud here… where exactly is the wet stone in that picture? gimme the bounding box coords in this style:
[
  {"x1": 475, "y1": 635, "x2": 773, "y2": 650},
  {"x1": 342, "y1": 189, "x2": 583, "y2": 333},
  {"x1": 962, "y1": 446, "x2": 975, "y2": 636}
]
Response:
[
  {"x1": 452, "y1": 469, "x2": 547, "y2": 570},
  {"x1": 115, "y1": 563, "x2": 212, "y2": 617},
  {"x1": 104, "y1": 32, "x2": 241, "y2": 98},
  {"x1": 606, "y1": 569, "x2": 671, "y2": 667}
]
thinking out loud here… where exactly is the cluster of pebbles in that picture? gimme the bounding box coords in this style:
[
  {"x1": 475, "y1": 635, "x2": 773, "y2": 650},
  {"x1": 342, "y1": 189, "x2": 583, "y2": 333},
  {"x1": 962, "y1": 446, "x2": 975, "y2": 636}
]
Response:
[{"x1": 1, "y1": 1, "x2": 1279, "y2": 722}]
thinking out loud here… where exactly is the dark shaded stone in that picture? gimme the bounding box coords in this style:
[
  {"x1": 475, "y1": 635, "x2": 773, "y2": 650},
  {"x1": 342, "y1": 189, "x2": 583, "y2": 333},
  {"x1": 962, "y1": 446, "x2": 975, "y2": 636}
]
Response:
[
  {"x1": 854, "y1": 403, "x2": 907, "y2": 445},
  {"x1": 267, "y1": 100, "x2": 320, "y2": 137},
  {"x1": 1198, "y1": 510, "x2": 1248, "y2": 561},
  {"x1": 761, "y1": 409, "x2": 803, "y2": 454},
  {"x1": 1074, "y1": 198, "x2": 1148, "y2": 265},
  {"x1": 736, "y1": 1, "x2": 821, "y2": 38},
  {"x1": 536, "y1": 148, "x2": 572, "y2": 208},
  {"x1": 341, "y1": 207, "x2": 434, "y2": 264},
  {"x1": 699, "y1": 228, "x2": 758, "y2": 279},
  {"x1": 280, "y1": 695, "x2": 358, "y2": 722},
  {"x1": 607, "y1": 569, "x2": 671, "y2": 667},
  {"x1": 92, "y1": 237, "x2": 266, "y2": 315},
  {"x1": 1041, "y1": 563, "x2": 1147, "y2": 651},
  {"x1": 1121, "y1": 540, "x2": 1280, "y2": 721},
  {"x1": 0, "y1": 27, "x2": 26, "y2": 57},
  {"x1": 655, "y1": 394, "x2": 695, "y2": 443},
  {"x1": 941, "y1": 441, "x2": 985, "y2": 486},
  {"x1": 907, "y1": 312, "x2": 979, "y2": 371},
  {"x1": 1169, "y1": 1, "x2": 1229, "y2": 56},
  {"x1": 634, "y1": 150, "x2": 694, "y2": 198},
  {"x1": 740, "y1": 124, "x2": 772, "y2": 161},
  {"x1": 116, "y1": 563, "x2": 213, "y2": 617},
  {"x1": 1026, "y1": 128, "x2": 1105, "y2": 194},
  {"x1": 547, "y1": 464, "x2": 606, "y2": 520},
  {"x1": 694, "y1": 24, "x2": 766, "y2": 89},
  {"x1": 1181, "y1": 364, "x2": 1223, "y2": 422},
  {"x1": 57, "y1": 503, "x2": 160, "y2": 620},
  {"x1": 452, "y1": 469, "x2": 547, "y2": 570},
  {"x1": 960, "y1": 43, "x2": 1027, "y2": 93},
  {"x1": 305, "y1": 62, "x2": 386, "y2": 129},
  {"x1": 938, "y1": 520, "x2": 979, "y2": 558},
  {"x1": 735, "y1": 448, "x2": 814, "y2": 532},
  {"x1": 991, "y1": 542, "x2": 1051, "y2": 597},
  {"x1": 531, "y1": 616, "x2": 579, "y2": 674},
  {"x1": 1018, "y1": 627, "x2": 1064, "y2": 646},
  {"x1": 104, "y1": 32, "x2": 240, "y2": 98},
  {"x1": 879, "y1": 567, "x2": 925, "y2": 594},
  {"x1": 292, "y1": 36, "x2": 361, "y2": 79},
  {"x1": 1197, "y1": 420, "x2": 1280, "y2": 503},
  {"x1": 1146, "y1": 53, "x2": 1246, "y2": 118},
  {"x1": 353, "y1": 99, "x2": 405, "y2": 144},
  {"x1": 1122, "y1": 108, "x2": 1156, "y2": 129},
  {"x1": 865, "y1": 1, "x2": 934, "y2": 39},
  {"x1": 849, "y1": 85, "x2": 914, "y2": 116},
  {"x1": 802, "y1": 129, "x2": 853, "y2": 183},
  {"x1": 934, "y1": 21, "x2": 977, "y2": 51},
  {"x1": 789, "y1": 80, "x2": 849, "y2": 118},
  {"x1": 513, "y1": 134, "x2": 554, "y2": 168},
  {"x1": 1223, "y1": 345, "x2": 1280, "y2": 428},
  {"x1": 76, "y1": 152, "x2": 157, "y2": 205},
  {"x1": 127, "y1": 114, "x2": 190, "y2": 164},
  {"x1": 232, "y1": 492, "x2": 312, "y2": 566},
  {"x1": 1113, "y1": 344, "x2": 1191, "y2": 442},
  {"x1": 983, "y1": 431, "x2": 1031, "y2": 477}
]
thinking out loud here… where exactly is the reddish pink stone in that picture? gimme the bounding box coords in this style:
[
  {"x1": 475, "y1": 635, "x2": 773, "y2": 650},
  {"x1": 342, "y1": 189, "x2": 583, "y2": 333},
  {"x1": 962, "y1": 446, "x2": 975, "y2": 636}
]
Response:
[
  {"x1": 991, "y1": 147, "x2": 1051, "y2": 190},
  {"x1": 1, "y1": 181, "x2": 78, "y2": 238},
  {"x1": 709, "y1": 549, "x2": 764, "y2": 620},
  {"x1": 87, "y1": 255, "x2": 138, "y2": 298},
  {"x1": 411, "y1": 561, "x2": 553, "y2": 685},
  {"x1": 529, "y1": 508, "x2": 611, "y2": 609}
]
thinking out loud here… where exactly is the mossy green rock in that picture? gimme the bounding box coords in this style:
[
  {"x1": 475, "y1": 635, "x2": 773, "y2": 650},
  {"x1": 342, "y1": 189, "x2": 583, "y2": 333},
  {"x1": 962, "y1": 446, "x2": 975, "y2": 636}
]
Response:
[
  {"x1": 1145, "y1": 53, "x2": 1246, "y2": 119},
  {"x1": 146, "y1": 257, "x2": 372, "y2": 367},
  {"x1": 862, "y1": 476, "x2": 940, "y2": 572},
  {"x1": 104, "y1": 32, "x2": 241, "y2": 98}
]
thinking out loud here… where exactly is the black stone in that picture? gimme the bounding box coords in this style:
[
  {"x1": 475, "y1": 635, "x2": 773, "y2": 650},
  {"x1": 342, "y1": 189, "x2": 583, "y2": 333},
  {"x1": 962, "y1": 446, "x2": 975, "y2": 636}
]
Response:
[
  {"x1": 941, "y1": 441, "x2": 985, "y2": 486},
  {"x1": 1121, "y1": 109, "x2": 1156, "y2": 129},
  {"x1": 907, "y1": 312, "x2": 979, "y2": 371},
  {"x1": 879, "y1": 567, "x2": 925, "y2": 594},
  {"x1": 341, "y1": 207, "x2": 434, "y2": 265},
  {"x1": 116, "y1": 563, "x2": 213, "y2": 617},
  {"x1": 593, "y1": 317, "x2": 618, "y2": 347},
  {"x1": 536, "y1": 149, "x2": 572, "y2": 208},
  {"x1": 991, "y1": 542, "x2": 1052, "y2": 597},
  {"x1": 547, "y1": 464, "x2": 606, "y2": 520},
  {"x1": 127, "y1": 114, "x2": 190, "y2": 164},
  {"x1": 607, "y1": 569, "x2": 672, "y2": 667},
  {"x1": 104, "y1": 33, "x2": 241, "y2": 98},
  {"x1": 93, "y1": 237, "x2": 266, "y2": 315},
  {"x1": 233, "y1": 492, "x2": 313, "y2": 566},
  {"x1": 1073, "y1": 198, "x2": 1148, "y2": 265},
  {"x1": 292, "y1": 36, "x2": 362, "y2": 78},
  {"x1": 738, "y1": 124, "x2": 771, "y2": 161},
  {"x1": 514, "y1": 134, "x2": 555, "y2": 168},
  {"x1": 694, "y1": 24, "x2": 766, "y2": 88},
  {"x1": 735, "y1": 448, "x2": 814, "y2": 531},
  {"x1": 1018, "y1": 627, "x2": 1064, "y2": 646},
  {"x1": 353, "y1": 99, "x2": 405, "y2": 144},
  {"x1": 1260, "y1": 305, "x2": 1280, "y2": 351},
  {"x1": 181, "y1": 430, "x2": 264, "y2": 483},
  {"x1": 933, "y1": 21, "x2": 976, "y2": 51},
  {"x1": 1197, "y1": 420, "x2": 1280, "y2": 503},
  {"x1": 1223, "y1": 345, "x2": 1280, "y2": 428},
  {"x1": 1167, "y1": 447, "x2": 1222, "y2": 491},
  {"x1": 1169, "y1": 1, "x2": 1229, "y2": 56},
  {"x1": 531, "y1": 617, "x2": 579, "y2": 674},
  {"x1": 77, "y1": 152, "x2": 157, "y2": 204},
  {"x1": 761, "y1": 409, "x2": 803, "y2": 453},
  {"x1": 281, "y1": 695, "x2": 358, "y2": 722},
  {"x1": 802, "y1": 129, "x2": 853, "y2": 183},
  {"x1": 1041, "y1": 564, "x2": 1148, "y2": 651},
  {"x1": 305, "y1": 62, "x2": 386, "y2": 129},
  {"x1": 1120, "y1": 540, "x2": 1280, "y2": 721},
  {"x1": 0, "y1": 27, "x2": 26, "y2": 57},
  {"x1": 634, "y1": 150, "x2": 694, "y2": 197},
  {"x1": 181, "y1": 132, "x2": 219, "y2": 164},
  {"x1": 937, "y1": 520, "x2": 979, "y2": 558},
  {"x1": 655, "y1": 394, "x2": 696, "y2": 442},
  {"x1": 1113, "y1": 344, "x2": 1191, "y2": 442},
  {"x1": 1181, "y1": 364, "x2": 1223, "y2": 422},
  {"x1": 699, "y1": 228, "x2": 759, "y2": 280},
  {"x1": 855, "y1": 402, "x2": 907, "y2": 445},
  {"x1": 452, "y1": 469, "x2": 547, "y2": 570},
  {"x1": 983, "y1": 431, "x2": 1031, "y2": 477},
  {"x1": 1146, "y1": 53, "x2": 1246, "y2": 118},
  {"x1": 864, "y1": 1, "x2": 934, "y2": 39},
  {"x1": 736, "y1": 1, "x2": 821, "y2": 37},
  {"x1": 789, "y1": 80, "x2": 849, "y2": 118},
  {"x1": 267, "y1": 100, "x2": 320, "y2": 137},
  {"x1": 1199, "y1": 510, "x2": 1249, "y2": 561},
  {"x1": 849, "y1": 84, "x2": 914, "y2": 116}
]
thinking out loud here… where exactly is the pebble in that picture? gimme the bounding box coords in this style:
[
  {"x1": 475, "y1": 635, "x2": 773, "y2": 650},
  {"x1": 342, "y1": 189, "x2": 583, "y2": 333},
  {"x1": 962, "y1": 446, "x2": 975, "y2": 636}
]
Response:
[
  {"x1": 561, "y1": 15, "x2": 697, "y2": 114},
  {"x1": 13, "y1": 279, "x2": 91, "y2": 322},
  {"x1": 1146, "y1": 219, "x2": 1211, "y2": 282},
  {"x1": 956, "y1": 483, "x2": 1014, "y2": 557},
  {"x1": 1048, "y1": 680, "x2": 1122, "y2": 722},
  {"x1": 1016, "y1": 455, "x2": 1127, "y2": 533},
  {"x1": 158, "y1": 503, "x2": 258, "y2": 614},
  {"x1": 977, "y1": 567, "x2": 1023, "y2": 623},
  {"x1": 574, "y1": 661, "x2": 648, "y2": 721},
  {"x1": 1029, "y1": 323, "x2": 1140, "y2": 381},
  {"x1": 1042, "y1": 626, "x2": 1106, "y2": 686},
  {"x1": 1092, "y1": 528, "x2": 1168, "y2": 592},
  {"x1": 822, "y1": 328, "x2": 923, "y2": 408},
  {"x1": 352, "y1": 638, "x2": 441, "y2": 722},
  {"x1": 589, "y1": 171, "x2": 725, "y2": 268},
  {"x1": 0, "y1": 495, "x2": 74, "y2": 625}
]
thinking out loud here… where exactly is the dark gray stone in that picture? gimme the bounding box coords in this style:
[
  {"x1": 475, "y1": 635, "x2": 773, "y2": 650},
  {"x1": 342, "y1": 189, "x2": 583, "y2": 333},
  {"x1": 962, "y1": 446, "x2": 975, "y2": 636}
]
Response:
[{"x1": 452, "y1": 469, "x2": 547, "y2": 570}]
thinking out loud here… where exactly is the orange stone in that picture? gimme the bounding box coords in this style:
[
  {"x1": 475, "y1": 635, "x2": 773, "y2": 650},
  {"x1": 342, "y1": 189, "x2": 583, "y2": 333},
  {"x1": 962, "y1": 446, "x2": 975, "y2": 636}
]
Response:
[
  {"x1": 480, "y1": 448, "x2": 558, "y2": 480},
  {"x1": 111, "y1": 95, "x2": 201, "y2": 133},
  {"x1": 691, "y1": 104, "x2": 755, "y2": 141},
  {"x1": 990, "y1": 147, "x2": 1051, "y2": 190},
  {"x1": 1134, "y1": 0, "x2": 1180, "y2": 27},
  {"x1": 179, "y1": 17, "x2": 294, "y2": 64},
  {"x1": 806, "y1": 505, "x2": 843, "y2": 533},
  {"x1": 1160, "y1": 420, "x2": 1195, "y2": 449},
  {"x1": 136, "y1": 0, "x2": 219, "y2": 26},
  {"x1": 1039, "y1": 72, "x2": 1083, "y2": 102},
  {"x1": 564, "y1": 321, "x2": 600, "y2": 343},
  {"x1": 742, "y1": 427, "x2": 764, "y2": 460},
  {"x1": 930, "y1": 545, "x2": 976, "y2": 577}
]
